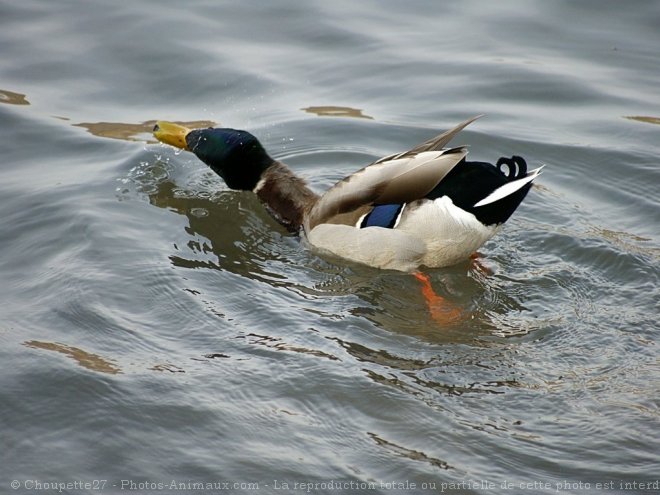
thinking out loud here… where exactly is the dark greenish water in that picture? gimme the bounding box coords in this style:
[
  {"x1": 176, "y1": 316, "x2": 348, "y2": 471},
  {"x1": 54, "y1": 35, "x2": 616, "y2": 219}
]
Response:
[{"x1": 1, "y1": 1, "x2": 658, "y2": 494}]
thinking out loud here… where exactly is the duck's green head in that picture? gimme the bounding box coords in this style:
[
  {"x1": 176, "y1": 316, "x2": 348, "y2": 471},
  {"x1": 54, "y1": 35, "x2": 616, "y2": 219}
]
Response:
[{"x1": 153, "y1": 121, "x2": 274, "y2": 190}]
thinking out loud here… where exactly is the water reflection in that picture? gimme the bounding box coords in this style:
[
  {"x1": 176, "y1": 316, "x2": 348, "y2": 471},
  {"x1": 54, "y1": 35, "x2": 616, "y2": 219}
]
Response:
[
  {"x1": 335, "y1": 336, "x2": 524, "y2": 396},
  {"x1": 149, "y1": 363, "x2": 186, "y2": 373},
  {"x1": 147, "y1": 177, "x2": 299, "y2": 285},
  {"x1": 239, "y1": 333, "x2": 340, "y2": 361},
  {"x1": 0, "y1": 88, "x2": 30, "y2": 105},
  {"x1": 23, "y1": 340, "x2": 121, "y2": 374},
  {"x1": 302, "y1": 105, "x2": 373, "y2": 120},
  {"x1": 368, "y1": 432, "x2": 452, "y2": 470},
  {"x1": 624, "y1": 115, "x2": 660, "y2": 125}
]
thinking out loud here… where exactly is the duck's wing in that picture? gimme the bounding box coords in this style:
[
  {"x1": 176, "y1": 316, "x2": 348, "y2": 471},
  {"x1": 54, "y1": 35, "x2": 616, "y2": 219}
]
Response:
[
  {"x1": 375, "y1": 114, "x2": 482, "y2": 162},
  {"x1": 305, "y1": 116, "x2": 481, "y2": 230},
  {"x1": 306, "y1": 147, "x2": 467, "y2": 230}
]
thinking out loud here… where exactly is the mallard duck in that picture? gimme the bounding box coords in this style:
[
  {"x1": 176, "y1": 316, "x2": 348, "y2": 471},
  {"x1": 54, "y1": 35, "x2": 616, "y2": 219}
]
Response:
[{"x1": 153, "y1": 116, "x2": 542, "y2": 272}]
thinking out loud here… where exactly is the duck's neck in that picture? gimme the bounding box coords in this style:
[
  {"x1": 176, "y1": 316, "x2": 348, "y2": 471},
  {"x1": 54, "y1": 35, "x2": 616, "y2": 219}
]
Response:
[{"x1": 254, "y1": 161, "x2": 319, "y2": 232}]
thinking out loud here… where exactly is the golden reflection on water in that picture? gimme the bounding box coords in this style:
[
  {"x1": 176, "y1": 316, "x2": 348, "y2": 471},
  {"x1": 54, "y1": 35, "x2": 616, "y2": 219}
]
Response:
[
  {"x1": 74, "y1": 120, "x2": 216, "y2": 142},
  {"x1": 592, "y1": 227, "x2": 659, "y2": 260},
  {"x1": 302, "y1": 105, "x2": 373, "y2": 120},
  {"x1": 23, "y1": 340, "x2": 121, "y2": 374},
  {"x1": 625, "y1": 115, "x2": 660, "y2": 125},
  {"x1": 0, "y1": 89, "x2": 30, "y2": 105}
]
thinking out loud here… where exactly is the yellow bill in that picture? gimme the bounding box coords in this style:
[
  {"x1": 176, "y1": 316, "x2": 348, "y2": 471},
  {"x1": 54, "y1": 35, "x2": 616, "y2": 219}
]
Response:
[{"x1": 153, "y1": 121, "x2": 192, "y2": 150}]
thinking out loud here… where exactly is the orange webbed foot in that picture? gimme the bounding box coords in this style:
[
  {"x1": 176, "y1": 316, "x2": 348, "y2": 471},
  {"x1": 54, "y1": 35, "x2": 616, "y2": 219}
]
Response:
[{"x1": 414, "y1": 272, "x2": 463, "y2": 325}]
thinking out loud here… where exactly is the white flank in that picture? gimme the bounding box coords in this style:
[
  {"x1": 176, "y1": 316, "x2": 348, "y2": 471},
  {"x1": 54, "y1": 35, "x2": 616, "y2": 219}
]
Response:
[
  {"x1": 473, "y1": 166, "x2": 544, "y2": 208},
  {"x1": 307, "y1": 196, "x2": 500, "y2": 271},
  {"x1": 306, "y1": 224, "x2": 426, "y2": 272},
  {"x1": 396, "y1": 196, "x2": 499, "y2": 268}
]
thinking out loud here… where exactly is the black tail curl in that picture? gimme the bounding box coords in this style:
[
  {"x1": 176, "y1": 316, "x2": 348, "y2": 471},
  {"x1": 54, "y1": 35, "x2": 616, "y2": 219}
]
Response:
[{"x1": 496, "y1": 156, "x2": 528, "y2": 180}]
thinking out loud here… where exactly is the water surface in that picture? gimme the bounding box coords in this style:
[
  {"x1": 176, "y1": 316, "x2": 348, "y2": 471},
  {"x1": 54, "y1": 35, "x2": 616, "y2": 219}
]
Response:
[{"x1": 1, "y1": 1, "x2": 659, "y2": 494}]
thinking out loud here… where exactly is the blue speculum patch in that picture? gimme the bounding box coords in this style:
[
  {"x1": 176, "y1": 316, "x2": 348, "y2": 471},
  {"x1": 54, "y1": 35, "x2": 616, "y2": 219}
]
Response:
[{"x1": 361, "y1": 204, "x2": 404, "y2": 228}]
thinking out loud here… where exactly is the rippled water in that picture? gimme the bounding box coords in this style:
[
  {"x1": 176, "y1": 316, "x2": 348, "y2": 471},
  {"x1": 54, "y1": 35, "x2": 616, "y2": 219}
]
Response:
[{"x1": 1, "y1": 1, "x2": 659, "y2": 494}]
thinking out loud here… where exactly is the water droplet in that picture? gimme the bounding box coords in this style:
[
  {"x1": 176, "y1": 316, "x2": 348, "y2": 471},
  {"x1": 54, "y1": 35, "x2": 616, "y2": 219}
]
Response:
[{"x1": 190, "y1": 208, "x2": 209, "y2": 218}]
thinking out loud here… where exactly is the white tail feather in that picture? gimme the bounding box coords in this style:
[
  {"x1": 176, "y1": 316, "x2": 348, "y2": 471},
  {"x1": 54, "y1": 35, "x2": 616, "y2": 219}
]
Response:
[{"x1": 474, "y1": 166, "x2": 544, "y2": 208}]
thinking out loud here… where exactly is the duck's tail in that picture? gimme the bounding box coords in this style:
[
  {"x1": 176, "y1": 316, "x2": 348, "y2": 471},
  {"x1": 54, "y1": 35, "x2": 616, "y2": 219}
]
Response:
[{"x1": 474, "y1": 161, "x2": 544, "y2": 208}]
